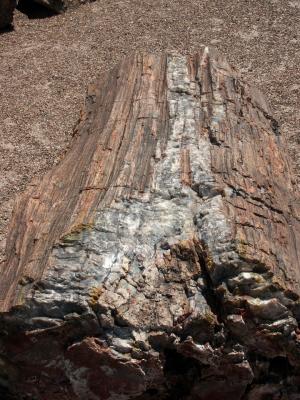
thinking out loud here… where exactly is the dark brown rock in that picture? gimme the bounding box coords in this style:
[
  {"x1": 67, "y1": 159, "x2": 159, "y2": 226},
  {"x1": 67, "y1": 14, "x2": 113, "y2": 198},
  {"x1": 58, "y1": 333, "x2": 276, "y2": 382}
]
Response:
[
  {"x1": 32, "y1": 0, "x2": 95, "y2": 13},
  {"x1": 0, "y1": 0, "x2": 16, "y2": 30},
  {"x1": 0, "y1": 50, "x2": 300, "y2": 399}
]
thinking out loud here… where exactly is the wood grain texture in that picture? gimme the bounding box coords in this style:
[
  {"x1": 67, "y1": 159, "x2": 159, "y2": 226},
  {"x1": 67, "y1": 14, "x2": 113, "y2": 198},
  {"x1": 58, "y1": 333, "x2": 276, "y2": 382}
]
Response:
[
  {"x1": 1, "y1": 50, "x2": 300, "y2": 400},
  {"x1": 0, "y1": 53, "x2": 169, "y2": 311}
]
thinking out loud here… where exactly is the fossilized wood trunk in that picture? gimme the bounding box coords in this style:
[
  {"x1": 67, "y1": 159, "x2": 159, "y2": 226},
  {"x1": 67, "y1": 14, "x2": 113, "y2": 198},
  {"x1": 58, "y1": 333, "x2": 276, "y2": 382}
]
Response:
[
  {"x1": 1, "y1": 50, "x2": 300, "y2": 400},
  {"x1": 0, "y1": 0, "x2": 16, "y2": 30}
]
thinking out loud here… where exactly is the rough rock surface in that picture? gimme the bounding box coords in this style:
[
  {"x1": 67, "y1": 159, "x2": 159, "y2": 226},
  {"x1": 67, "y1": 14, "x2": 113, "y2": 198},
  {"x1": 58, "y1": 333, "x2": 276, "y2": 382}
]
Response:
[
  {"x1": 0, "y1": 0, "x2": 16, "y2": 30},
  {"x1": 1, "y1": 50, "x2": 300, "y2": 399},
  {"x1": 1, "y1": 0, "x2": 299, "y2": 282},
  {"x1": 27, "y1": 0, "x2": 95, "y2": 13}
]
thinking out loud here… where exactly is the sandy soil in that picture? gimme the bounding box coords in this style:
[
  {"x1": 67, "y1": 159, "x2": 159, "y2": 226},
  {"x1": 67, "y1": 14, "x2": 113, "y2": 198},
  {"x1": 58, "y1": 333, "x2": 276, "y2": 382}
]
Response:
[{"x1": 0, "y1": 0, "x2": 299, "y2": 260}]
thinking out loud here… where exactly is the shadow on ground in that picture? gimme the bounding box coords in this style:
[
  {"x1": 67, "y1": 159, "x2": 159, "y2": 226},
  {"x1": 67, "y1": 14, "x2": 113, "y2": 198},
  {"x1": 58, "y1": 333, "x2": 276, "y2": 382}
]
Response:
[{"x1": 17, "y1": 0, "x2": 58, "y2": 19}]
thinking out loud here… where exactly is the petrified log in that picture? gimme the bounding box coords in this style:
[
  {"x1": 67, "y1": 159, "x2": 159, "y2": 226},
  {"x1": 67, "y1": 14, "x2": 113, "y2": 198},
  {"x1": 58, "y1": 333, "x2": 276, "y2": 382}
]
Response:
[
  {"x1": 0, "y1": 0, "x2": 16, "y2": 30},
  {"x1": 1, "y1": 49, "x2": 300, "y2": 400}
]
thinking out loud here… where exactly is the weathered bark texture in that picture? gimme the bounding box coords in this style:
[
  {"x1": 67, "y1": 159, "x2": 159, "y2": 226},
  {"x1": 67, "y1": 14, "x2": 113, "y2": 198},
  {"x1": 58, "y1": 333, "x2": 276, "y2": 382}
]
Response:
[
  {"x1": 1, "y1": 50, "x2": 300, "y2": 400},
  {"x1": 0, "y1": 0, "x2": 16, "y2": 30}
]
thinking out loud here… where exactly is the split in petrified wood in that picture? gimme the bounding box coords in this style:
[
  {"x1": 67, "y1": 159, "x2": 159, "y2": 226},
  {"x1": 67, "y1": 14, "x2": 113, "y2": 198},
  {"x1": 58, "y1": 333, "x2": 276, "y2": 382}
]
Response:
[{"x1": 0, "y1": 50, "x2": 300, "y2": 400}]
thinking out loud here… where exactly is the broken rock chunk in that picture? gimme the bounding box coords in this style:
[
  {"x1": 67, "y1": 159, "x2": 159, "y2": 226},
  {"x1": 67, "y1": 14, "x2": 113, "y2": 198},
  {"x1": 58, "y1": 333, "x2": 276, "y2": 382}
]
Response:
[
  {"x1": 32, "y1": 0, "x2": 95, "y2": 13},
  {"x1": 0, "y1": 0, "x2": 16, "y2": 30}
]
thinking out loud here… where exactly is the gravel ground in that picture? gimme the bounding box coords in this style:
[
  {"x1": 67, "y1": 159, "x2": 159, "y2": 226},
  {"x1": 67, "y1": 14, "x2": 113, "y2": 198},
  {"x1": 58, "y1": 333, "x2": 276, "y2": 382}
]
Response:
[{"x1": 0, "y1": 0, "x2": 299, "y2": 260}]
